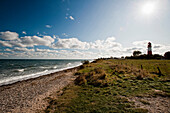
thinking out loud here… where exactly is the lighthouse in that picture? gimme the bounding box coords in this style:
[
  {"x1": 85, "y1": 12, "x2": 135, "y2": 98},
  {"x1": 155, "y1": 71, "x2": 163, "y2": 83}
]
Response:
[{"x1": 147, "y1": 42, "x2": 152, "y2": 55}]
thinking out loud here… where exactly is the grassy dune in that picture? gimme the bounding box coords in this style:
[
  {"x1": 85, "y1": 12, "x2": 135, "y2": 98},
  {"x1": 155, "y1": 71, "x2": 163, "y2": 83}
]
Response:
[{"x1": 44, "y1": 59, "x2": 170, "y2": 113}]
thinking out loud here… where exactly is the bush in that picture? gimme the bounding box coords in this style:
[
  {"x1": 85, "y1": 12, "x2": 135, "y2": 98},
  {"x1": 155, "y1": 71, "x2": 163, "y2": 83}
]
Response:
[
  {"x1": 75, "y1": 75, "x2": 87, "y2": 85},
  {"x1": 75, "y1": 67, "x2": 107, "y2": 87},
  {"x1": 82, "y1": 60, "x2": 89, "y2": 65},
  {"x1": 74, "y1": 72, "x2": 82, "y2": 76},
  {"x1": 79, "y1": 65, "x2": 85, "y2": 69},
  {"x1": 164, "y1": 51, "x2": 170, "y2": 59}
]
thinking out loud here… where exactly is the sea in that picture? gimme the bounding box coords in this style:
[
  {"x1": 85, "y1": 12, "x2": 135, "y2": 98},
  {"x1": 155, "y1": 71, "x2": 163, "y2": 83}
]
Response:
[{"x1": 0, "y1": 59, "x2": 90, "y2": 86}]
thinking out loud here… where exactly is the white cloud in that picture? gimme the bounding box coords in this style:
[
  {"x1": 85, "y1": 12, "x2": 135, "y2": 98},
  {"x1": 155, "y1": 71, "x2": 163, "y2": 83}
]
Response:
[
  {"x1": 53, "y1": 35, "x2": 59, "y2": 39},
  {"x1": 20, "y1": 35, "x2": 55, "y2": 47},
  {"x1": 36, "y1": 48, "x2": 58, "y2": 53},
  {"x1": 52, "y1": 36, "x2": 121, "y2": 51},
  {"x1": 14, "y1": 47, "x2": 34, "y2": 52},
  {"x1": 152, "y1": 44, "x2": 170, "y2": 55},
  {"x1": 123, "y1": 47, "x2": 144, "y2": 55},
  {"x1": 0, "y1": 52, "x2": 12, "y2": 57},
  {"x1": 9, "y1": 41, "x2": 26, "y2": 48},
  {"x1": 0, "y1": 31, "x2": 19, "y2": 40},
  {"x1": 43, "y1": 36, "x2": 55, "y2": 43},
  {"x1": 53, "y1": 38, "x2": 90, "y2": 49},
  {"x1": 105, "y1": 37, "x2": 116, "y2": 42},
  {"x1": 128, "y1": 40, "x2": 151, "y2": 55},
  {"x1": 45, "y1": 25, "x2": 52, "y2": 28},
  {"x1": 1, "y1": 39, "x2": 169, "y2": 59},
  {"x1": 132, "y1": 40, "x2": 150, "y2": 47},
  {"x1": 4, "y1": 48, "x2": 12, "y2": 52},
  {"x1": 0, "y1": 34, "x2": 55, "y2": 48},
  {"x1": 22, "y1": 31, "x2": 27, "y2": 35},
  {"x1": 0, "y1": 31, "x2": 169, "y2": 59},
  {"x1": 0, "y1": 40, "x2": 13, "y2": 47},
  {"x1": 69, "y1": 16, "x2": 74, "y2": 20},
  {"x1": 90, "y1": 37, "x2": 121, "y2": 50},
  {"x1": 19, "y1": 36, "x2": 34, "y2": 47},
  {"x1": 153, "y1": 44, "x2": 162, "y2": 49}
]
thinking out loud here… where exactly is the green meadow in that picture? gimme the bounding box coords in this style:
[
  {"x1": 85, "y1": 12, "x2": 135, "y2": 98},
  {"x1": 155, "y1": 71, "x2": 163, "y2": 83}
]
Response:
[{"x1": 44, "y1": 59, "x2": 170, "y2": 113}]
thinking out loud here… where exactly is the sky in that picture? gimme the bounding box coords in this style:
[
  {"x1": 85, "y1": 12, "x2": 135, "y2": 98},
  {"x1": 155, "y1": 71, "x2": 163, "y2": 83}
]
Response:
[{"x1": 0, "y1": 0, "x2": 170, "y2": 59}]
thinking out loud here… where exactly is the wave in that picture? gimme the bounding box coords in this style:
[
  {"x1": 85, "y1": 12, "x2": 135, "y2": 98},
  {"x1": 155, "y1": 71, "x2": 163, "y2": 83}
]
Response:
[
  {"x1": 53, "y1": 65, "x2": 58, "y2": 69},
  {"x1": 67, "y1": 63, "x2": 72, "y2": 66},
  {"x1": 14, "y1": 69, "x2": 25, "y2": 72},
  {"x1": 0, "y1": 62, "x2": 82, "y2": 86},
  {"x1": 39, "y1": 65, "x2": 58, "y2": 69},
  {"x1": 39, "y1": 66, "x2": 51, "y2": 69}
]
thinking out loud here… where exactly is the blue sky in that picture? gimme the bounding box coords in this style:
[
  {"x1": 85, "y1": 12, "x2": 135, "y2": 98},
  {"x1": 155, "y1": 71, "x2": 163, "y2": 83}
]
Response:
[{"x1": 0, "y1": 0, "x2": 170, "y2": 59}]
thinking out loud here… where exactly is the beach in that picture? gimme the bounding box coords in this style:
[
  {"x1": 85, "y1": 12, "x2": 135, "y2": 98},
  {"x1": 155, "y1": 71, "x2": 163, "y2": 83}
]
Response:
[
  {"x1": 0, "y1": 59, "x2": 169, "y2": 113},
  {"x1": 0, "y1": 66, "x2": 79, "y2": 113}
]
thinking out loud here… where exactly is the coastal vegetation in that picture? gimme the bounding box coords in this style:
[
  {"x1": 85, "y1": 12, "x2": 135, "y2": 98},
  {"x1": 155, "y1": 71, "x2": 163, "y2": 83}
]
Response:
[
  {"x1": 126, "y1": 51, "x2": 170, "y2": 60},
  {"x1": 44, "y1": 59, "x2": 170, "y2": 113}
]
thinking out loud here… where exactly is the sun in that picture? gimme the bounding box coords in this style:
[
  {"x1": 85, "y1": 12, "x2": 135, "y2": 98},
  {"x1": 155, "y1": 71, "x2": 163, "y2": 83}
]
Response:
[{"x1": 141, "y1": 2, "x2": 156, "y2": 15}]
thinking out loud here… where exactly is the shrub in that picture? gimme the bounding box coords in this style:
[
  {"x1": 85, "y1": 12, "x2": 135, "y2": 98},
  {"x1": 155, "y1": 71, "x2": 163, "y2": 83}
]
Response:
[
  {"x1": 75, "y1": 75, "x2": 87, "y2": 85},
  {"x1": 91, "y1": 80, "x2": 103, "y2": 87},
  {"x1": 79, "y1": 65, "x2": 85, "y2": 69},
  {"x1": 74, "y1": 72, "x2": 82, "y2": 76},
  {"x1": 75, "y1": 67, "x2": 107, "y2": 87},
  {"x1": 94, "y1": 68, "x2": 104, "y2": 74},
  {"x1": 82, "y1": 60, "x2": 90, "y2": 65}
]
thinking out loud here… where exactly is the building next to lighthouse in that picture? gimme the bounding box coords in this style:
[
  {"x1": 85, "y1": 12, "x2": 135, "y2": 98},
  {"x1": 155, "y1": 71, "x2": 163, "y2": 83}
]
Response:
[{"x1": 147, "y1": 42, "x2": 152, "y2": 56}]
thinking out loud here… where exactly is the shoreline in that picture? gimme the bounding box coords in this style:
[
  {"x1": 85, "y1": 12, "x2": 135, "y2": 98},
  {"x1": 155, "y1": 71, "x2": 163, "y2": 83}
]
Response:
[
  {"x1": 0, "y1": 65, "x2": 80, "y2": 112},
  {"x1": 0, "y1": 63, "x2": 82, "y2": 87}
]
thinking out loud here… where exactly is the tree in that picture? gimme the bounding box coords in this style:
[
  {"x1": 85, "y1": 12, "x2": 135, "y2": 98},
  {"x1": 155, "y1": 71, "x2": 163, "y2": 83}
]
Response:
[
  {"x1": 164, "y1": 51, "x2": 170, "y2": 59},
  {"x1": 121, "y1": 56, "x2": 124, "y2": 59},
  {"x1": 133, "y1": 51, "x2": 142, "y2": 56}
]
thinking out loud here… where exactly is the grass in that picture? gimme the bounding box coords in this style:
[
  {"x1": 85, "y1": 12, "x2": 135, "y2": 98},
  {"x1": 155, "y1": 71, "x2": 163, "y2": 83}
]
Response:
[
  {"x1": 44, "y1": 59, "x2": 170, "y2": 113},
  {"x1": 139, "y1": 99, "x2": 150, "y2": 105}
]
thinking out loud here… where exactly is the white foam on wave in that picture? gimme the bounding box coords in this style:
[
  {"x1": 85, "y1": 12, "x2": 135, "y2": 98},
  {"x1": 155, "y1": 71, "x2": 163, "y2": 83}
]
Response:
[
  {"x1": 40, "y1": 65, "x2": 58, "y2": 69},
  {"x1": 39, "y1": 66, "x2": 51, "y2": 69},
  {"x1": 0, "y1": 62, "x2": 82, "y2": 86},
  {"x1": 18, "y1": 69, "x2": 24, "y2": 72},
  {"x1": 67, "y1": 63, "x2": 72, "y2": 66},
  {"x1": 53, "y1": 65, "x2": 58, "y2": 69},
  {"x1": 15, "y1": 69, "x2": 25, "y2": 72}
]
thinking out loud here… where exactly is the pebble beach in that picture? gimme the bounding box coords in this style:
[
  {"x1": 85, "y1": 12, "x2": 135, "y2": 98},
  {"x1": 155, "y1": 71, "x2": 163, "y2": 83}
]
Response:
[{"x1": 0, "y1": 67, "x2": 78, "y2": 113}]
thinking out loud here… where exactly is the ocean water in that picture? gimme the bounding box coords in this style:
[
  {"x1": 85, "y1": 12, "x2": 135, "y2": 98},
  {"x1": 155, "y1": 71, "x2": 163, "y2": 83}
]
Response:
[{"x1": 0, "y1": 59, "x2": 87, "y2": 86}]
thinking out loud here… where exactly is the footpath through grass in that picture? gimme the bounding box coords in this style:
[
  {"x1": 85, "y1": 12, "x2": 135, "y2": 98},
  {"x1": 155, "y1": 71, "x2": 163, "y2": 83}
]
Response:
[{"x1": 44, "y1": 59, "x2": 170, "y2": 113}]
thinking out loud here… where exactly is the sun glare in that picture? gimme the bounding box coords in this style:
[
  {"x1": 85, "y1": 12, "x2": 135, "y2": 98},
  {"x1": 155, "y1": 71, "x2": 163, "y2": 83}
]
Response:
[{"x1": 141, "y1": 2, "x2": 156, "y2": 15}]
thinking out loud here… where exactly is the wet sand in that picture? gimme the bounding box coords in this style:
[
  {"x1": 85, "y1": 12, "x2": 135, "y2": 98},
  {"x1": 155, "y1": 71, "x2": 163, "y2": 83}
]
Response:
[{"x1": 0, "y1": 66, "x2": 79, "y2": 113}]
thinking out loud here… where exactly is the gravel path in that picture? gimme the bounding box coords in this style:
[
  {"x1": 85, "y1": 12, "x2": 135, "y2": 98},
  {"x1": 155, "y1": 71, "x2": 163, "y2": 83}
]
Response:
[{"x1": 0, "y1": 67, "x2": 78, "y2": 113}]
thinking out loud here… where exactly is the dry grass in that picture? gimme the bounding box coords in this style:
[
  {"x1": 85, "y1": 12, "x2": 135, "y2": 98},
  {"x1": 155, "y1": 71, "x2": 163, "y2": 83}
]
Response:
[{"x1": 75, "y1": 67, "x2": 107, "y2": 87}]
